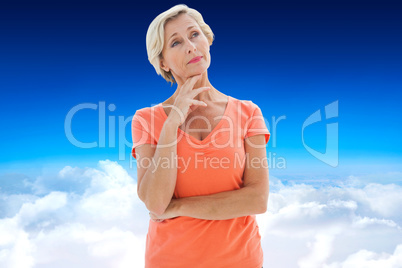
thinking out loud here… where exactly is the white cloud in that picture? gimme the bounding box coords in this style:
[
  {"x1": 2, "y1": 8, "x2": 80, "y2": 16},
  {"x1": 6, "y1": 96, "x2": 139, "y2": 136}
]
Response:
[
  {"x1": 0, "y1": 160, "x2": 148, "y2": 268},
  {"x1": 324, "y1": 244, "x2": 402, "y2": 268},
  {"x1": 256, "y1": 175, "x2": 402, "y2": 268},
  {"x1": 352, "y1": 216, "x2": 399, "y2": 229},
  {"x1": 346, "y1": 172, "x2": 402, "y2": 185},
  {"x1": 16, "y1": 192, "x2": 67, "y2": 226},
  {"x1": 32, "y1": 223, "x2": 145, "y2": 268},
  {"x1": 298, "y1": 232, "x2": 336, "y2": 268},
  {"x1": 1, "y1": 162, "x2": 402, "y2": 267},
  {"x1": 347, "y1": 183, "x2": 402, "y2": 218}
]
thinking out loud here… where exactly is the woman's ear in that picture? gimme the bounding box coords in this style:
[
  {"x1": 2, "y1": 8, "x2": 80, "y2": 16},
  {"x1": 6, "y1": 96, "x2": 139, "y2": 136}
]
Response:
[{"x1": 160, "y1": 58, "x2": 170, "y2": 72}]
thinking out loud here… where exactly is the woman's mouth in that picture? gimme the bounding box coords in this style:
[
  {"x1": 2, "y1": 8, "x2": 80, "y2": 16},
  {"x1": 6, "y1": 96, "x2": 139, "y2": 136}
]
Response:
[{"x1": 188, "y1": 56, "x2": 202, "y2": 64}]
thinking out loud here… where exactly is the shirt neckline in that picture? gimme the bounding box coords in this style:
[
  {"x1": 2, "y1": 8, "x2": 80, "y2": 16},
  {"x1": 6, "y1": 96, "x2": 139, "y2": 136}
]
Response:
[{"x1": 158, "y1": 95, "x2": 232, "y2": 144}]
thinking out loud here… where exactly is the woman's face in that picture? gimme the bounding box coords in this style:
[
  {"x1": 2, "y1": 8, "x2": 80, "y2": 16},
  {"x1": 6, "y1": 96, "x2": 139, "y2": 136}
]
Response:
[{"x1": 160, "y1": 13, "x2": 211, "y2": 83}]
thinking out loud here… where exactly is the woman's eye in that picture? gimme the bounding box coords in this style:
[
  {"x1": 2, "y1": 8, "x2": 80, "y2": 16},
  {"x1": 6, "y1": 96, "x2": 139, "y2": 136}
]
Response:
[{"x1": 171, "y1": 32, "x2": 198, "y2": 47}]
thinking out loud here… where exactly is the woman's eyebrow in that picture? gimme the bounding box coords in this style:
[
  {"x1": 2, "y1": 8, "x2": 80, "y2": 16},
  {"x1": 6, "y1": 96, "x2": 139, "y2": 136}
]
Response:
[{"x1": 168, "y1": 26, "x2": 197, "y2": 41}]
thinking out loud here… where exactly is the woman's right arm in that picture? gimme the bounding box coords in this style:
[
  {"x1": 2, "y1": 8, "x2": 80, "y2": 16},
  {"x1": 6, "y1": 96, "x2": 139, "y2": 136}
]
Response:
[
  {"x1": 135, "y1": 75, "x2": 210, "y2": 216},
  {"x1": 136, "y1": 117, "x2": 180, "y2": 216}
]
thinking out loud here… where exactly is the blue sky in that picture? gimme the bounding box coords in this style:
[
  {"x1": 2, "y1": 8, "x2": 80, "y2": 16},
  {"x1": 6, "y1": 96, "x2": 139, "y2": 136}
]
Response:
[{"x1": 1, "y1": 0, "x2": 401, "y2": 179}]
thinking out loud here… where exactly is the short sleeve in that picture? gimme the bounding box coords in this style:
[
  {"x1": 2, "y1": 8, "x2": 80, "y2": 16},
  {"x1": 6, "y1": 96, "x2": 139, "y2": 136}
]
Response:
[
  {"x1": 131, "y1": 111, "x2": 155, "y2": 159},
  {"x1": 244, "y1": 105, "x2": 270, "y2": 144}
]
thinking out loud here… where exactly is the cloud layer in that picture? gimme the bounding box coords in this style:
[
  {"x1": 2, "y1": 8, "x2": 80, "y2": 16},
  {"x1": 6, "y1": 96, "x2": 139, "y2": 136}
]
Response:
[
  {"x1": 257, "y1": 176, "x2": 402, "y2": 267},
  {"x1": 1, "y1": 161, "x2": 401, "y2": 267}
]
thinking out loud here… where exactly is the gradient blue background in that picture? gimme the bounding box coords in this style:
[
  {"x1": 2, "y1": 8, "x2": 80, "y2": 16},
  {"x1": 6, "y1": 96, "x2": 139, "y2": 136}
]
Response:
[{"x1": 1, "y1": 0, "x2": 401, "y2": 182}]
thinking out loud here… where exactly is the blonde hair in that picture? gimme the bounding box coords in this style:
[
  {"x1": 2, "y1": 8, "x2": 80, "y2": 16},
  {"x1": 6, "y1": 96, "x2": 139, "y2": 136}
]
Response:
[{"x1": 146, "y1": 4, "x2": 215, "y2": 85}]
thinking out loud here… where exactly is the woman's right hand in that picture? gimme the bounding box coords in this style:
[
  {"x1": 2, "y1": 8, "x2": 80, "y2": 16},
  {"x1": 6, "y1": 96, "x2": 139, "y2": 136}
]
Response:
[{"x1": 167, "y1": 74, "x2": 210, "y2": 127}]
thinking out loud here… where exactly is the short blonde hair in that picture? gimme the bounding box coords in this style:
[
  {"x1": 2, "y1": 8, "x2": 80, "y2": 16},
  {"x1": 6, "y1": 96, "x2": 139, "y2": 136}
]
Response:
[{"x1": 146, "y1": 4, "x2": 215, "y2": 85}]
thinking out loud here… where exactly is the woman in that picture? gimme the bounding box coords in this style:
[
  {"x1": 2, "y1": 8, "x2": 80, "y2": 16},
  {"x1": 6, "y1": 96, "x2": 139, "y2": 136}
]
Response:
[{"x1": 132, "y1": 4, "x2": 270, "y2": 268}]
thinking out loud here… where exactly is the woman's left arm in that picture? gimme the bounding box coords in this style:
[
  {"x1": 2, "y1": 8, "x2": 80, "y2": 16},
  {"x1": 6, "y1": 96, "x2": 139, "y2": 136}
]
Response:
[{"x1": 151, "y1": 134, "x2": 269, "y2": 221}]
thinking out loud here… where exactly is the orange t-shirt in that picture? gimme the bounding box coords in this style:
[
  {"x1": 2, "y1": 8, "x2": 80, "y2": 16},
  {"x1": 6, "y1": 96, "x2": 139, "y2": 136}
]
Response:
[{"x1": 131, "y1": 96, "x2": 270, "y2": 268}]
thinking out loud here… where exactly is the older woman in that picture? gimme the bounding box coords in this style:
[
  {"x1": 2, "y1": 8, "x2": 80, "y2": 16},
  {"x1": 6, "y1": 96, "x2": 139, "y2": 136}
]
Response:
[{"x1": 131, "y1": 4, "x2": 270, "y2": 268}]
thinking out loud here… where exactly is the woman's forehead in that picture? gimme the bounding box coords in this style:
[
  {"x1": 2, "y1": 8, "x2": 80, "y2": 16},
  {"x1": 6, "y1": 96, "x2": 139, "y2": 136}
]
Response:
[{"x1": 165, "y1": 14, "x2": 200, "y2": 34}]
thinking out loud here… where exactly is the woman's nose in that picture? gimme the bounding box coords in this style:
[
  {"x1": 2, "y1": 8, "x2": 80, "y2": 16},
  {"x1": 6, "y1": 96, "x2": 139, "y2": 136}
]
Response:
[{"x1": 185, "y1": 40, "x2": 197, "y2": 54}]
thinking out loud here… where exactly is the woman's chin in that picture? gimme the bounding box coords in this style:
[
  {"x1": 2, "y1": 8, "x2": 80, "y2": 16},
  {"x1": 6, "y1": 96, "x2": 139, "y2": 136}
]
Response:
[{"x1": 188, "y1": 69, "x2": 207, "y2": 78}]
